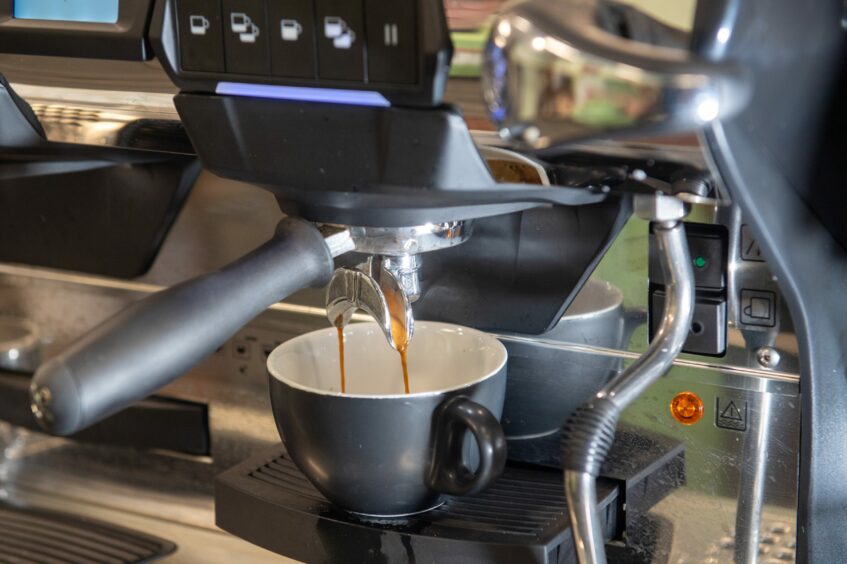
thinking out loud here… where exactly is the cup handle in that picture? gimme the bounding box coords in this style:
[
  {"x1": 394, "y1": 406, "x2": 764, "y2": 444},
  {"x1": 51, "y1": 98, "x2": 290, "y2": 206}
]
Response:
[{"x1": 426, "y1": 396, "x2": 507, "y2": 496}]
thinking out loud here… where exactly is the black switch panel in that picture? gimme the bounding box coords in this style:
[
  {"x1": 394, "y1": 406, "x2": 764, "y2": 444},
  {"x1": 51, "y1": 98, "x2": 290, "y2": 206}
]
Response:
[
  {"x1": 650, "y1": 223, "x2": 727, "y2": 290},
  {"x1": 268, "y1": 0, "x2": 317, "y2": 79},
  {"x1": 154, "y1": 0, "x2": 453, "y2": 106},
  {"x1": 651, "y1": 291, "x2": 727, "y2": 357},
  {"x1": 222, "y1": 0, "x2": 270, "y2": 75},
  {"x1": 366, "y1": 0, "x2": 418, "y2": 84},
  {"x1": 314, "y1": 0, "x2": 365, "y2": 82},
  {"x1": 176, "y1": 0, "x2": 225, "y2": 72}
]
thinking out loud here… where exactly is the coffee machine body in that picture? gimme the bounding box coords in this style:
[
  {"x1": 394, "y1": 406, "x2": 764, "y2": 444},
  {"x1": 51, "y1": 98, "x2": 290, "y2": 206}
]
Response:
[{"x1": 0, "y1": 0, "x2": 840, "y2": 561}]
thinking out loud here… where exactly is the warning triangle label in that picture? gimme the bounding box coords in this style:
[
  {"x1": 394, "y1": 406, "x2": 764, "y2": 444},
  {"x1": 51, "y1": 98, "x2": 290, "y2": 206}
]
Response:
[{"x1": 720, "y1": 401, "x2": 743, "y2": 421}]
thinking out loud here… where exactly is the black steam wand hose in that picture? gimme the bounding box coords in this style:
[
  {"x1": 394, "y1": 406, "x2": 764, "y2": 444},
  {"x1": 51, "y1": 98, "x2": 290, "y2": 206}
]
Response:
[{"x1": 561, "y1": 194, "x2": 695, "y2": 564}]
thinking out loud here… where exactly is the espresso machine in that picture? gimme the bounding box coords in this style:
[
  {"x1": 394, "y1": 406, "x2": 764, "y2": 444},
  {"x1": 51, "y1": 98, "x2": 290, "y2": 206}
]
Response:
[{"x1": 0, "y1": 0, "x2": 843, "y2": 562}]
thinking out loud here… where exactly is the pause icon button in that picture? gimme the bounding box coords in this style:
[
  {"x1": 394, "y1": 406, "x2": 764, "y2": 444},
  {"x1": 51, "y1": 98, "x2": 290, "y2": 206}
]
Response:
[{"x1": 384, "y1": 23, "x2": 399, "y2": 46}]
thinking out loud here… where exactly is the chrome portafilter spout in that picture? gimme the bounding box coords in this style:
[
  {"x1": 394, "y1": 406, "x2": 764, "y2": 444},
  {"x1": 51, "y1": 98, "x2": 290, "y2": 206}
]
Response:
[
  {"x1": 323, "y1": 221, "x2": 470, "y2": 350},
  {"x1": 326, "y1": 257, "x2": 414, "y2": 351},
  {"x1": 562, "y1": 193, "x2": 695, "y2": 564}
]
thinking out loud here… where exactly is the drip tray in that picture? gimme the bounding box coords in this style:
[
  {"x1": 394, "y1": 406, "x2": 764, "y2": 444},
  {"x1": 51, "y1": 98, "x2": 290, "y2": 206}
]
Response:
[
  {"x1": 216, "y1": 447, "x2": 621, "y2": 564},
  {"x1": 0, "y1": 503, "x2": 176, "y2": 563}
]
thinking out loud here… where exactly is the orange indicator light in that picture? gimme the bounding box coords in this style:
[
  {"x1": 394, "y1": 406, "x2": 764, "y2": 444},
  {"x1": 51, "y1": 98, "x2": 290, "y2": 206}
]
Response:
[{"x1": 670, "y1": 391, "x2": 704, "y2": 425}]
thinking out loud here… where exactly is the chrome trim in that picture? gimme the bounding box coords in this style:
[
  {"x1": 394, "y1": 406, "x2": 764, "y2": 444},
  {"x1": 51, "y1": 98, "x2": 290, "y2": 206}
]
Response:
[
  {"x1": 483, "y1": 0, "x2": 751, "y2": 149},
  {"x1": 10, "y1": 83, "x2": 190, "y2": 153},
  {"x1": 566, "y1": 471, "x2": 606, "y2": 564}
]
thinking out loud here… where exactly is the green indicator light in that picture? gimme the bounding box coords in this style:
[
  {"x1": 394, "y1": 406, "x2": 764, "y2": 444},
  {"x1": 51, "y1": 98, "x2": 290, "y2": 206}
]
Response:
[{"x1": 694, "y1": 256, "x2": 707, "y2": 269}]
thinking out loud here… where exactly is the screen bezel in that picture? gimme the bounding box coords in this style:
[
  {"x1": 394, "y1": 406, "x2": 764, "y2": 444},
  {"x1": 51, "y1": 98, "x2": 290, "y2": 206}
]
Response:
[{"x1": 0, "y1": 0, "x2": 154, "y2": 60}]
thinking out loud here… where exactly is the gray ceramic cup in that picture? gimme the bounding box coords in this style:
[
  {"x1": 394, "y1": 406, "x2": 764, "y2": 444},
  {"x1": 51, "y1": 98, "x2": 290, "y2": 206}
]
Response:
[{"x1": 268, "y1": 321, "x2": 508, "y2": 517}]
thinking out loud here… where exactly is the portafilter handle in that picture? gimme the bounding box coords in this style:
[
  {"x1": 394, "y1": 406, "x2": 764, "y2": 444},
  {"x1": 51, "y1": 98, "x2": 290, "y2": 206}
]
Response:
[{"x1": 30, "y1": 218, "x2": 352, "y2": 436}]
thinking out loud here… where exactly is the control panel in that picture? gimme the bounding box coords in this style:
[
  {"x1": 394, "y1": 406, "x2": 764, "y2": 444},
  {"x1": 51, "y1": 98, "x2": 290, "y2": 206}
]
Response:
[
  {"x1": 649, "y1": 222, "x2": 729, "y2": 357},
  {"x1": 151, "y1": 0, "x2": 452, "y2": 106}
]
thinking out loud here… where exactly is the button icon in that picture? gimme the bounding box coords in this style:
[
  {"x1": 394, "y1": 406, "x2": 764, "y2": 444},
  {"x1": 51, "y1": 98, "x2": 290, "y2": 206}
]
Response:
[
  {"x1": 189, "y1": 15, "x2": 210, "y2": 35},
  {"x1": 324, "y1": 16, "x2": 355, "y2": 49},
  {"x1": 231, "y1": 12, "x2": 260, "y2": 43},
  {"x1": 384, "y1": 23, "x2": 398, "y2": 46},
  {"x1": 740, "y1": 289, "x2": 777, "y2": 327},
  {"x1": 745, "y1": 297, "x2": 771, "y2": 320},
  {"x1": 740, "y1": 224, "x2": 764, "y2": 262},
  {"x1": 280, "y1": 19, "x2": 303, "y2": 42}
]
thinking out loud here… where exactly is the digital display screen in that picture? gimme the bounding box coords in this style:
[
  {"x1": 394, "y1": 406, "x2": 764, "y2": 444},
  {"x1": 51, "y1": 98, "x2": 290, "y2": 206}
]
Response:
[{"x1": 13, "y1": 0, "x2": 119, "y2": 24}]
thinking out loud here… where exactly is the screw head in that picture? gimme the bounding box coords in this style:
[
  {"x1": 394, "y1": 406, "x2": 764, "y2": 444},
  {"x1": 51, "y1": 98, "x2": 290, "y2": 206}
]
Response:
[{"x1": 756, "y1": 346, "x2": 781, "y2": 369}]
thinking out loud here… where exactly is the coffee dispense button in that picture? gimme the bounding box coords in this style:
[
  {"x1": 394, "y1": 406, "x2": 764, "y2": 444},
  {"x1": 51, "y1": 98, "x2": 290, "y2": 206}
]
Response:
[
  {"x1": 176, "y1": 0, "x2": 226, "y2": 72},
  {"x1": 315, "y1": 0, "x2": 365, "y2": 82},
  {"x1": 366, "y1": 0, "x2": 418, "y2": 84},
  {"x1": 269, "y1": 0, "x2": 317, "y2": 79},
  {"x1": 222, "y1": 0, "x2": 270, "y2": 75}
]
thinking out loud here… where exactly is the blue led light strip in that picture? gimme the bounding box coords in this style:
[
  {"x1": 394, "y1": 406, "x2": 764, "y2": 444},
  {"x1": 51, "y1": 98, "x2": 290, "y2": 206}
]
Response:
[{"x1": 216, "y1": 83, "x2": 391, "y2": 108}]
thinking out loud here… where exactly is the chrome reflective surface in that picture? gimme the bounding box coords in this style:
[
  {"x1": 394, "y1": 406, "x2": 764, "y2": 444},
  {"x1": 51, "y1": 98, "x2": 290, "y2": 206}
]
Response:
[
  {"x1": 344, "y1": 221, "x2": 471, "y2": 255},
  {"x1": 482, "y1": 0, "x2": 751, "y2": 149},
  {"x1": 12, "y1": 83, "x2": 190, "y2": 154},
  {"x1": 0, "y1": 317, "x2": 41, "y2": 373},
  {"x1": 566, "y1": 470, "x2": 605, "y2": 564},
  {"x1": 325, "y1": 261, "x2": 414, "y2": 351},
  {"x1": 600, "y1": 217, "x2": 694, "y2": 409}
]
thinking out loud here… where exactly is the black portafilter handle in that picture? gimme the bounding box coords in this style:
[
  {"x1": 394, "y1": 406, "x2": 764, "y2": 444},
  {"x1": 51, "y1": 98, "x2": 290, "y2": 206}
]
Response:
[{"x1": 30, "y1": 218, "x2": 336, "y2": 436}]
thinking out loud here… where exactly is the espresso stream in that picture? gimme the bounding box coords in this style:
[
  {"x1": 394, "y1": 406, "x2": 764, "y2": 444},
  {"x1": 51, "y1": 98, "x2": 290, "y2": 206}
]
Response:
[
  {"x1": 336, "y1": 325, "x2": 346, "y2": 393},
  {"x1": 335, "y1": 292, "x2": 411, "y2": 394},
  {"x1": 387, "y1": 289, "x2": 411, "y2": 395}
]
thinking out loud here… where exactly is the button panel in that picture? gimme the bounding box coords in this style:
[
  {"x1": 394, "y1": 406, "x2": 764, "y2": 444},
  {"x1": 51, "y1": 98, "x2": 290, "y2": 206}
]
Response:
[
  {"x1": 176, "y1": 0, "x2": 225, "y2": 72},
  {"x1": 174, "y1": 0, "x2": 420, "y2": 85},
  {"x1": 649, "y1": 222, "x2": 729, "y2": 357}
]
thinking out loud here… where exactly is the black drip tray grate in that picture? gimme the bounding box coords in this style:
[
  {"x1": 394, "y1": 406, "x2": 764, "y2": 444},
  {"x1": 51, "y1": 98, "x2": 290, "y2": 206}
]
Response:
[
  {"x1": 0, "y1": 503, "x2": 176, "y2": 564},
  {"x1": 217, "y1": 447, "x2": 620, "y2": 564}
]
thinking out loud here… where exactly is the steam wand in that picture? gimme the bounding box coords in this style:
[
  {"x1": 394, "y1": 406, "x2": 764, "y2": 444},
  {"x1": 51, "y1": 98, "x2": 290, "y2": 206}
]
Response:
[{"x1": 561, "y1": 193, "x2": 695, "y2": 564}]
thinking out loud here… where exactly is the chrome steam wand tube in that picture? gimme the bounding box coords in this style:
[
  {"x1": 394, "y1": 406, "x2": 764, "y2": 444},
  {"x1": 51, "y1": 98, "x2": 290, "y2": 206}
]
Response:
[{"x1": 562, "y1": 194, "x2": 695, "y2": 564}]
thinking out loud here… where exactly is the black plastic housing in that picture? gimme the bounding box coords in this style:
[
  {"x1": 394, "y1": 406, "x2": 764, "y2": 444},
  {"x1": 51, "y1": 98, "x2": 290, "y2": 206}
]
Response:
[
  {"x1": 694, "y1": 0, "x2": 847, "y2": 559},
  {"x1": 173, "y1": 93, "x2": 607, "y2": 226},
  {"x1": 0, "y1": 0, "x2": 155, "y2": 60},
  {"x1": 0, "y1": 146, "x2": 199, "y2": 278},
  {"x1": 0, "y1": 371, "x2": 210, "y2": 456},
  {"x1": 215, "y1": 428, "x2": 683, "y2": 563}
]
